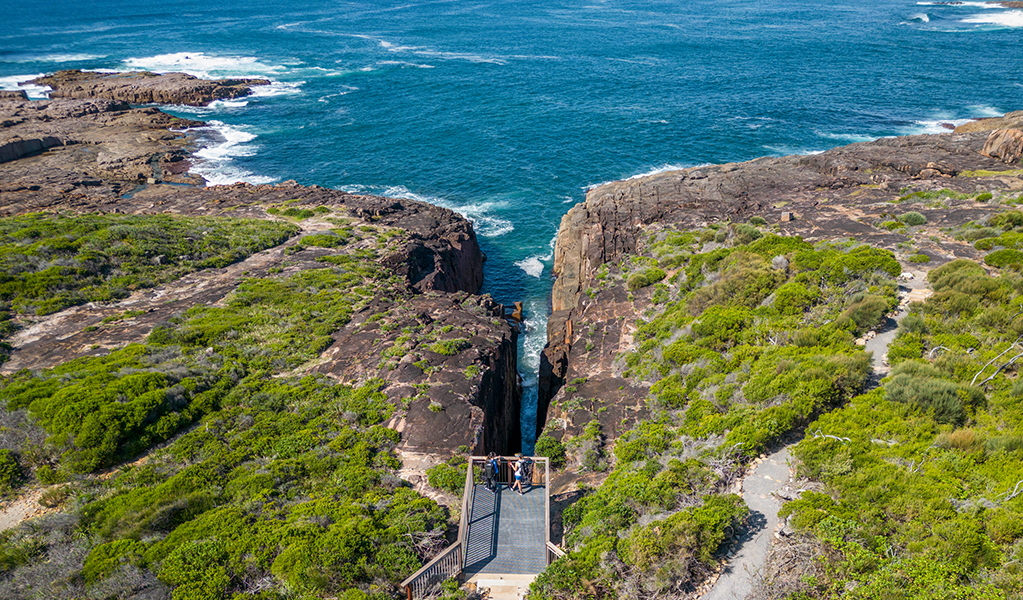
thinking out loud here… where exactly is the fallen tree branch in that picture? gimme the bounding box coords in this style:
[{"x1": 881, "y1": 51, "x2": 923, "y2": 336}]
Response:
[
  {"x1": 971, "y1": 334, "x2": 1023, "y2": 386},
  {"x1": 811, "y1": 429, "x2": 850, "y2": 443},
  {"x1": 978, "y1": 350, "x2": 1023, "y2": 387},
  {"x1": 1001, "y1": 480, "x2": 1023, "y2": 502}
]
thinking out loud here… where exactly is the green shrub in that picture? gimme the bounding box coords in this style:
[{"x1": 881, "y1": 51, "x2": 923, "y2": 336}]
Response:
[
  {"x1": 0, "y1": 450, "x2": 21, "y2": 491},
  {"x1": 976, "y1": 192, "x2": 993, "y2": 202},
  {"x1": 963, "y1": 227, "x2": 998, "y2": 242},
  {"x1": 428, "y1": 339, "x2": 470, "y2": 356},
  {"x1": 774, "y1": 281, "x2": 820, "y2": 315},
  {"x1": 900, "y1": 211, "x2": 928, "y2": 226},
  {"x1": 692, "y1": 305, "x2": 753, "y2": 350},
  {"x1": 991, "y1": 210, "x2": 1023, "y2": 229},
  {"x1": 887, "y1": 332, "x2": 923, "y2": 366},
  {"x1": 749, "y1": 216, "x2": 767, "y2": 226},
  {"x1": 427, "y1": 461, "x2": 466, "y2": 495},
  {"x1": 885, "y1": 370, "x2": 969, "y2": 424},
  {"x1": 83, "y1": 539, "x2": 145, "y2": 582},
  {"x1": 909, "y1": 253, "x2": 930, "y2": 263},
  {"x1": 628, "y1": 267, "x2": 667, "y2": 290},
  {"x1": 986, "y1": 248, "x2": 1023, "y2": 269},
  {"x1": 733, "y1": 223, "x2": 763, "y2": 245},
  {"x1": 535, "y1": 431, "x2": 566, "y2": 468},
  {"x1": 618, "y1": 494, "x2": 748, "y2": 589},
  {"x1": 841, "y1": 295, "x2": 889, "y2": 335},
  {"x1": 0, "y1": 213, "x2": 297, "y2": 316}
]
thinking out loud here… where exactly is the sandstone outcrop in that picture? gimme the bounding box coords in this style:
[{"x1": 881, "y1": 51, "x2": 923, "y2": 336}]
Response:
[
  {"x1": 982, "y1": 129, "x2": 1023, "y2": 164},
  {"x1": 539, "y1": 121, "x2": 1023, "y2": 456},
  {"x1": 0, "y1": 97, "x2": 203, "y2": 196},
  {"x1": 30, "y1": 70, "x2": 270, "y2": 107}
]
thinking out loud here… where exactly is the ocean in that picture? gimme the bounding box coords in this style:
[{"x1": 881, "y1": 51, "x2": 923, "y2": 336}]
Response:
[{"x1": 2, "y1": 0, "x2": 1022, "y2": 451}]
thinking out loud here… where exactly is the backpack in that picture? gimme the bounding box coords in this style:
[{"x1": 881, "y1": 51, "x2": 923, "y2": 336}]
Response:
[{"x1": 521, "y1": 457, "x2": 534, "y2": 481}]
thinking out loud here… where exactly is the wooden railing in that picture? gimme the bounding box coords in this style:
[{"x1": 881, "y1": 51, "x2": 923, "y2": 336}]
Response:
[
  {"x1": 546, "y1": 541, "x2": 566, "y2": 565},
  {"x1": 401, "y1": 542, "x2": 463, "y2": 600},
  {"x1": 402, "y1": 455, "x2": 555, "y2": 599}
]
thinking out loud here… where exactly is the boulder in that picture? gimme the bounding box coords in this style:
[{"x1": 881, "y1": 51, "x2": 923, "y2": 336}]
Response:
[{"x1": 981, "y1": 129, "x2": 1023, "y2": 164}]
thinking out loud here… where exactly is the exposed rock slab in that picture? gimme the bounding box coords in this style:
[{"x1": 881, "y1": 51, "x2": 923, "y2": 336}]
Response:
[
  {"x1": 0, "y1": 97, "x2": 204, "y2": 195},
  {"x1": 30, "y1": 70, "x2": 270, "y2": 107}
]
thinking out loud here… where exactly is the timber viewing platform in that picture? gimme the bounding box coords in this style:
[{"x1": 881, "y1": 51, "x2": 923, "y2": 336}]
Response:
[{"x1": 402, "y1": 456, "x2": 564, "y2": 599}]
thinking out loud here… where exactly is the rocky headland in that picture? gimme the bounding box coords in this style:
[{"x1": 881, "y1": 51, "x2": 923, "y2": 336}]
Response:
[
  {"x1": 528, "y1": 111, "x2": 1023, "y2": 599},
  {"x1": 5, "y1": 66, "x2": 1023, "y2": 599},
  {"x1": 538, "y1": 112, "x2": 1023, "y2": 461},
  {"x1": 0, "y1": 74, "x2": 519, "y2": 484}
]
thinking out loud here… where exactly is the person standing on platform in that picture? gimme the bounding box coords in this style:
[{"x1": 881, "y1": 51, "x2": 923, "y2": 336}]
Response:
[{"x1": 511, "y1": 453, "x2": 524, "y2": 495}]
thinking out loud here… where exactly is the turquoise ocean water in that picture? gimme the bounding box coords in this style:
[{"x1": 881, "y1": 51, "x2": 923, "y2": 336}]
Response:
[{"x1": 2, "y1": 0, "x2": 1022, "y2": 451}]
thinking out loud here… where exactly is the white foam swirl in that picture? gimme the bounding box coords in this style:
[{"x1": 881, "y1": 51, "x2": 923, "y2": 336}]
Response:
[
  {"x1": 183, "y1": 121, "x2": 277, "y2": 186},
  {"x1": 0, "y1": 74, "x2": 50, "y2": 99}
]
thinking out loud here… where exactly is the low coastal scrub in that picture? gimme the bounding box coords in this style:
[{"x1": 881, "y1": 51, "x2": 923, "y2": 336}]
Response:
[
  {"x1": 772, "y1": 258, "x2": 1023, "y2": 598},
  {"x1": 0, "y1": 212, "x2": 447, "y2": 599},
  {"x1": 536, "y1": 233, "x2": 898, "y2": 599},
  {"x1": 0, "y1": 212, "x2": 297, "y2": 317}
]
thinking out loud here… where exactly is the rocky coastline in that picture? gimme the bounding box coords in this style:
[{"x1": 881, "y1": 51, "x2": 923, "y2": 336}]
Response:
[
  {"x1": 29, "y1": 69, "x2": 271, "y2": 107},
  {"x1": 538, "y1": 111, "x2": 1023, "y2": 469},
  {"x1": 0, "y1": 72, "x2": 520, "y2": 476}
]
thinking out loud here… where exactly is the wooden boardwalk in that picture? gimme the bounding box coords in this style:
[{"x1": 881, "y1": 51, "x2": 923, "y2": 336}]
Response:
[
  {"x1": 401, "y1": 456, "x2": 561, "y2": 600},
  {"x1": 463, "y1": 483, "x2": 547, "y2": 575}
]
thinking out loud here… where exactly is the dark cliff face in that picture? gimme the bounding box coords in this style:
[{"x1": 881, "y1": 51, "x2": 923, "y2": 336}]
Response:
[
  {"x1": 538, "y1": 119, "x2": 1023, "y2": 444},
  {"x1": 313, "y1": 291, "x2": 521, "y2": 455}
]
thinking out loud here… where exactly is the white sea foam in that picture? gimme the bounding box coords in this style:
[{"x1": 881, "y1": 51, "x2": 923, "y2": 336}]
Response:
[
  {"x1": 917, "y1": 1, "x2": 1000, "y2": 7},
  {"x1": 516, "y1": 231, "x2": 558, "y2": 278},
  {"x1": 377, "y1": 60, "x2": 436, "y2": 69},
  {"x1": 519, "y1": 297, "x2": 551, "y2": 388},
  {"x1": 122, "y1": 52, "x2": 287, "y2": 78},
  {"x1": 5, "y1": 53, "x2": 107, "y2": 63},
  {"x1": 248, "y1": 81, "x2": 304, "y2": 98},
  {"x1": 908, "y1": 12, "x2": 932, "y2": 22},
  {"x1": 961, "y1": 10, "x2": 1023, "y2": 27},
  {"x1": 342, "y1": 185, "x2": 515, "y2": 238},
  {"x1": 0, "y1": 74, "x2": 50, "y2": 98},
  {"x1": 317, "y1": 88, "x2": 358, "y2": 103},
  {"x1": 817, "y1": 132, "x2": 879, "y2": 143},
  {"x1": 183, "y1": 121, "x2": 277, "y2": 186},
  {"x1": 516, "y1": 257, "x2": 545, "y2": 278},
  {"x1": 585, "y1": 163, "x2": 696, "y2": 191},
  {"x1": 118, "y1": 53, "x2": 304, "y2": 104},
  {"x1": 764, "y1": 145, "x2": 825, "y2": 156},
  {"x1": 378, "y1": 39, "x2": 507, "y2": 65}
]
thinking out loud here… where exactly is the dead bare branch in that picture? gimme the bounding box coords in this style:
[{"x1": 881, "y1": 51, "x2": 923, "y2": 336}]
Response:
[
  {"x1": 1001, "y1": 480, "x2": 1023, "y2": 502},
  {"x1": 811, "y1": 429, "x2": 850, "y2": 443},
  {"x1": 978, "y1": 350, "x2": 1023, "y2": 387},
  {"x1": 971, "y1": 335, "x2": 1023, "y2": 386}
]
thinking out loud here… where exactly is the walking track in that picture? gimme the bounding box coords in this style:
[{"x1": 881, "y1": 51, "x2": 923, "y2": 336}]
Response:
[{"x1": 700, "y1": 274, "x2": 930, "y2": 599}]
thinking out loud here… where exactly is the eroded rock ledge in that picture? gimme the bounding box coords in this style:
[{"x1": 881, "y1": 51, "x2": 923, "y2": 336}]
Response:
[
  {"x1": 539, "y1": 113, "x2": 1023, "y2": 456},
  {"x1": 30, "y1": 69, "x2": 270, "y2": 107}
]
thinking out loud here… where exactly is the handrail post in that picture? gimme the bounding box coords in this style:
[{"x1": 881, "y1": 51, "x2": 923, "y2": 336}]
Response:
[
  {"x1": 458, "y1": 457, "x2": 476, "y2": 572},
  {"x1": 544, "y1": 456, "x2": 551, "y2": 551}
]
